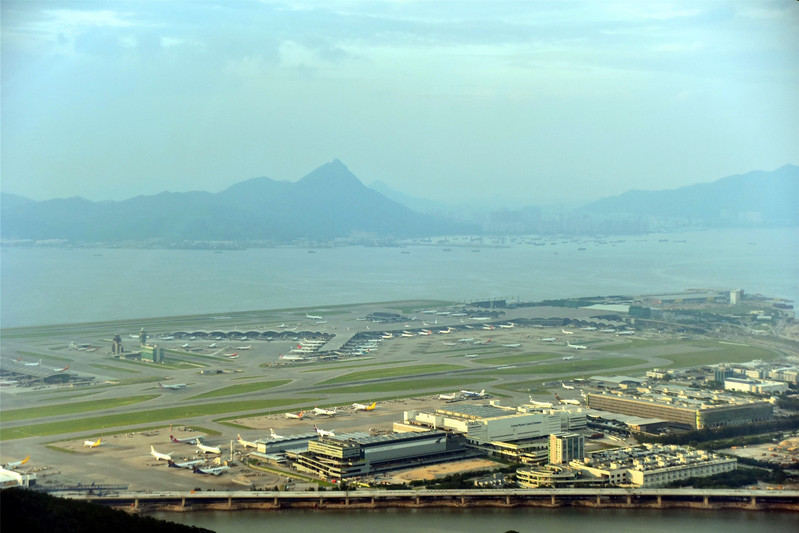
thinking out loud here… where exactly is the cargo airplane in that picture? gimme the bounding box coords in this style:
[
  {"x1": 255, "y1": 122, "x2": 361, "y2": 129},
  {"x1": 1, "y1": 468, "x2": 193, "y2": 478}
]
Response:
[
  {"x1": 269, "y1": 428, "x2": 285, "y2": 439},
  {"x1": 150, "y1": 446, "x2": 172, "y2": 461},
  {"x1": 313, "y1": 406, "x2": 337, "y2": 417},
  {"x1": 83, "y1": 438, "x2": 102, "y2": 448},
  {"x1": 352, "y1": 402, "x2": 376, "y2": 411},
  {"x1": 237, "y1": 434, "x2": 258, "y2": 449},
  {"x1": 285, "y1": 410, "x2": 306, "y2": 419},
  {"x1": 562, "y1": 382, "x2": 575, "y2": 390},
  {"x1": 4, "y1": 456, "x2": 30, "y2": 469},
  {"x1": 314, "y1": 425, "x2": 335, "y2": 437},
  {"x1": 196, "y1": 442, "x2": 222, "y2": 454},
  {"x1": 170, "y1": 435, "x2": 204, "y2": 445},
  {"x1": 158, "y1": 382, "x2": 187, "y2": 390},
  {"x1": 168, "y1": 459, "x2": 204, "y2": 469}
]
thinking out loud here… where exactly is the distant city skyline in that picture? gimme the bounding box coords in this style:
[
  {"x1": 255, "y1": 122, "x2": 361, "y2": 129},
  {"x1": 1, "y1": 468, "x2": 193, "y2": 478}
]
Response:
[{"x1": 2, "y1": 1, "x2": 797, "y2": 206}]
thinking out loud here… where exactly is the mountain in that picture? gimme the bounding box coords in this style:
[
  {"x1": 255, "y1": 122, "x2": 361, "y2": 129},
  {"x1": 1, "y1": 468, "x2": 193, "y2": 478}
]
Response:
[
  {"x1": 580, "y1": 164, "x2": 799, "y2": 226},
  {"x1": 0, "y1": 160, "x2": 475, "y2": 244}
]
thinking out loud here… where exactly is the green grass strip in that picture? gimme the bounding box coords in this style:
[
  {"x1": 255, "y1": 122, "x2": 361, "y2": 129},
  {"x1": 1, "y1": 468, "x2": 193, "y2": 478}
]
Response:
[
  {"x1": 663, "y1": 345, "x2": 777, "y2": 368},
  {"x1": 188, "y1": 380, "x2": 291, "y2": 399},
  {"x1": 2, "y1": 395, "x2": 160, "y2": 423},
  {"x1": 314, "y1": 377, "x2": 490, "y2": 395},
  {"x1": 472, "y1": 353, "x2": 556, "y2": 365},
  {"x1": 90, "y1": 363, "x2": 142, "y2": 374},
  {"x1": 472, "y1": 357, "x2": 651, "y2": 376},
  {"x1": 1, "y1": 398, "x2": 303, "y2": 441},
  {"x1": 320, "y1": 364, "x2": 467, "y2": 384}
]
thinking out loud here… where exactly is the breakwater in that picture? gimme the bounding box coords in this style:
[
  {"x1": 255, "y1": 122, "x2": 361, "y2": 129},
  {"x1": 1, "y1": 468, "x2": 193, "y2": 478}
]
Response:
[{"x1": 66, "y1": 488, "x2": 799, "y2": 513}]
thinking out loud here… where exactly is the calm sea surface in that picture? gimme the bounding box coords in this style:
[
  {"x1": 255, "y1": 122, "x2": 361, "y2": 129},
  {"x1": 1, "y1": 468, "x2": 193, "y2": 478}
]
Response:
[
  {"x1": 149, "y1": 507, "x2": 798, "y2": 533},
  {"x1": 2, "y1": 228, "x2": 797, "y2": 328}
]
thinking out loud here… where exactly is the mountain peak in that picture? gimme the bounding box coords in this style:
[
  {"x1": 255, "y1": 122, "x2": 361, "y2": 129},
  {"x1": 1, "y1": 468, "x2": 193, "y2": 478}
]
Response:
[{"x1": 298, "y1": 159, "x2": 362, "y2": 190}]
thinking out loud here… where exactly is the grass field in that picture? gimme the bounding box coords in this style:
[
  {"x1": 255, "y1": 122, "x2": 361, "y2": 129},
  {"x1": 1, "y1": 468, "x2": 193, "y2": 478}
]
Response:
[
  {"x1": 471, "y1": 357, "x2": 651, "y2": 377},
  {"x1": 90, "y1": 363, "x2": 142, "y2": 374},
  {"x1": 319, "y1": 364, "x2": 467, "y2": 384},
  {"x1": 473, "y1": 353, "x2": 557, "y2": 366},
  {"x1": 1, "y1": 398, "x2": 307, "y2": 441},
  {"x1": 314, "y1": 377, "x2": 491, "y2": 395},
  {"x1": 661, "y1": 342, "x2": 777, "y2": 368},
  {"x1": 2, "y1": 395, "x2": 160, "y2": 423},
  {"x1": 188, "y1": 380, "x2": 291, "y2": 399}
]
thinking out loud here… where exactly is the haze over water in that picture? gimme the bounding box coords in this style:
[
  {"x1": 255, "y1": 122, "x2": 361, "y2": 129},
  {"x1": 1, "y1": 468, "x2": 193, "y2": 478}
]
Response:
[{"x1": 2, "y1": 228, "x2": 796, "y2": 328}]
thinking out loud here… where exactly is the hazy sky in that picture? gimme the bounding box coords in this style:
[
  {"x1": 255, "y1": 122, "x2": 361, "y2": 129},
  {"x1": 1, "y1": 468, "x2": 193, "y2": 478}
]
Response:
[{"x1": 2, "y1": 1, "x2": 797, "y2": 206}]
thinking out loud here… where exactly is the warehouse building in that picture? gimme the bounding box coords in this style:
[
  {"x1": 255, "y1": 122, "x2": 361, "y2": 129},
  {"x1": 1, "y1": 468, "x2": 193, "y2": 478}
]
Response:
[
  {"x1": 291, "y1": 430, "x2": 472, "y2": 481},
  {"x1": 587, "y1": 392, "x2": 773, "y2": 430}
]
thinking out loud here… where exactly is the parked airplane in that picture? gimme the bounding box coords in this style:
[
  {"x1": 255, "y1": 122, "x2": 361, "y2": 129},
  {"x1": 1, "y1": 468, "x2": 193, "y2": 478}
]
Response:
[
  {"x1": 313, "y1": 406, "x2": 337, "y2": 417},
  {"x1": 237, "y1": 345, "x2": 252, "y2": 350},
  {"x1": 561, "y1": 329, "x2": 574, "y2": 335},
  {"x1": 539, "y1": 337, "x2": 557, "y2": 342},
  {"x1": 465, "y1": 354, "x2": 479, "y2": 358},
  {"x1": 561, "y1": 399, "x2": 581, "y2": 405},
  {"x1": 458, "y1": 338, "x2": 475, "y2": 343},
  {"x1": 352, "y1": 402, "x2": 376, "y2": 411},
  {"x1": 167, "y1": 459, "x2": 204, "y2": 469},
  {"x1": 437, "y1": 327, "x2": 454, "y2": 334},
  {"x1": 23, "y1": 359, "x2": 42, "y2": 367},
  {"x1": 438, "y1": 392, "x2": 458, "y2": 400},
  {"x1": 314, "y1": 425, "x2": 335, "y2": 437},
  {"x1": 442, "y1": 341, "x2": 457, "y2": 346},
  {"x1": 566, "y1": 342, "x2": 587, "y2": 350},
  {"x1": 269, "y1": 428, "x2": 285, "y2": 439},
  {"x1": 401, "y1": 331, "x2": 415, "y2": 337},
  {"x1": 150, "y1": 446, "x2": 172, "y2": 461},
  {"x1": 581, "y1": 327, "x2": 597, "y2": 331},
  {"x1": 482, "y1": 324, "x2": 495, "y2": 330},
  {"x1": 473, "y1": 338, "x2": 491, "y2": 345},
  {"x1": 181, "y1": 343, "x2": 191, "y2": 349},
  {"x1": 4, "y1": 456, "x2": 30, "y2": 469},
  {"x1": 193, "y1": 464, "x2": 230, "y2": 475},
  {"x1": 158, "y1": 382, "x2": 187, "y2": 390},
  {"x1": 306, "y1": 313, "x2": 323, "y2": 320},
  {"x1": 528, "y1": 398, "x2": 553, "y2": 408},
  {"x1": 461, "y1": 388, "x2": 486, "y2": 398},
  {"x1": 285, "y1": 410, "x2": 306, "y2": 419},
  {"x1": 54, "y1": 365, "x2": 70, "y2": 372},
  {"x1": 225, "y1": 353, "x2": 239, "y2": 359},
  {"x1": 470, "y1": 317, "x2": 491, "y2": 321},
  {"x1": 280, "y1": 353, "x2": 305, "y2": 361},
  {"x1": 616, "y1": 331, "x2": 635, "y2": 336},
  {"x1": 196, "y1": 442, "x2": 222, "y2": 454},
  {"x1": 562, "y1": 355, "x2": 574, "y2": 361},
  {"x1": 600, "y1": 329, "x2": 616, "y2": 333},
  {"x1": 561, "y1": 382, "x2": 575, "y2": 390},
  {"x1": 170, "y1": 434, "x2": 203, "y2": 445},
  {"x1": 498, "y1": 323, "x2": 515, "y2": 329},
  {"x1": 381, "y1": 333, "x2": 394, "y2": 339},
  {"x1": 418, "y1": 329, "x2": 432, "y2": 336},
  {"x1": 501, "y1": 343, "x2": 522, "y2": 348},
  {"x1": 83, "y1": 438, "x2": 101, "y2": 448},
  {"x1": 237, "y1": 434, "x2": 259, "y2": 449}
]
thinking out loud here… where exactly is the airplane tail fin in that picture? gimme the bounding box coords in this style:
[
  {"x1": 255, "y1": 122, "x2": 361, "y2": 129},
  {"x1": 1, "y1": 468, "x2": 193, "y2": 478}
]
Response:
[{"x1": 22, "y1": 456, "x2": 30, "y2": 465}]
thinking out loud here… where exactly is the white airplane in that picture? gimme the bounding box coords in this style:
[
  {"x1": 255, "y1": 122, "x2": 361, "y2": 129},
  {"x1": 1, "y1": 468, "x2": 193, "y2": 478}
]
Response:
[
  {"x1": 314, "y1": 425, "x2": 335, "y2": 437},
  {"x1": 562, "y1": 382, "x2": 575, "y2": 390},
  {"x1": 158, "y1": 382, "x2": 187, "y2": 390},
  {"x1": 473, "y1": 338, "x2": 491, "y2": 345},
  {"x1": 83, "y1": 438, "x2": 102, "y2": 448},
  {"x1": 438, "y1": 392, "x2": 458, "y2": 400},
  {"x1": 4, "y1": 455, "x2": 30, "y2": 469},
  {"x1": 617, "y1": 331, "x2": 635, "y2": 336},
  {"x1": 401, "y1": 331, "x2": 415, "y2": 337},
  {"x1": 381, "y1": 333, "x2": 394, "y2": 339},
  {"x1": 23, "y1": 359, "x2": 42, "y2": 367},
  {"x1": 566, "y1": 342, "x2": 587, "y2": 350},
  {"x1": 237, "y1": 345, "x2": 252, "y2": 350},
  {"x1": 482, "y1": 324, "x2": 495, "y2": 330},
  {"x1": 418, "y1": 329, "x2": 432, "y2": 336},
  {"x1": 458, "y1": 338, "x2": 475, "y2": 343},
  {"x1": 442, "y1": 341, "x2": 457, "y2": 346},
  {"x1": 280, "y1": 353, "x2": 305, "y2": 361},
  {"x1": 465, "y1": 354, "x2": 479, "y2": 358},
  {"x1": 313, "y1": 406, "x2": 337, "y2": 417},
  {"x1": 501, "y1": 343, "x2": 522, "y2": 348},
  {"x1": 470, "y1": 317, "x2": 491, "y2": 321},
  {"x1": 528, "y1": 398, "x2": 553, "y2": 408},
  {"x1": 353, "y1": 401, "x2": 376, "y2": 411},
  {"x1": 150, "y1": 446, "x2": 172, "y2": 461},
  {"x1": 237, "y1": 434, "x2": 259, "y2": 449},
  {"x1": 193, "y1": 464, "x2": 230, "y2": 475},
  {"x1": 306, "y1": 313, "x2": 323, "y2": 320},
  {"x1": 197, "y1": 442, "x2": 222, "y2": 454},
  {"x1": 600, "y1": 329, "x2": 616, "y2": 333},
  {"x1": 581, "y1": 327, "x2": 597, "y2": 331},
  {"x1": 561, "y1": 329, "x2": 574, "y2": 335},
  {"x1": 561, "y1": 399, "x2": 581, "y2": 405},
  {"x1": 539, "y1": 337, "x2": 557, "y2": 342},
  {"x1": 225, "y1": 352, "x2": 239, "y2": 359},
  {"x1": 269, "y1": 428, "x2": 285, "y2": 439},
  {"x1": 285, "y1": 410, "x2": 306, "y2": 419},
  {"x1": 437, "y1": 327, "x2": 454, "y2": 334},
  {"x1": 167, "y1": 459, "x2": 204, "y2": 469},
  {"x1": 181, "y1": 343, "x2": 191, "y2": 349},
  {"x1": 461, "y1": 388, "x2": 485, "y2": 398},
  {"x1": 54, "y1": 365, "x2": 70, "y2": 372},
  {"x1": 498, "y1": 323, "x2": 515, "y2": 329},
  {"x1": 562, "y1": 355, "x2": 574, "y2": 361},
  {"x1": 170, "y1": 434, "x2": 203, "y2": 445},
  {"x1": 208, "y1": 343, "x2": 217, "y2": 348}
]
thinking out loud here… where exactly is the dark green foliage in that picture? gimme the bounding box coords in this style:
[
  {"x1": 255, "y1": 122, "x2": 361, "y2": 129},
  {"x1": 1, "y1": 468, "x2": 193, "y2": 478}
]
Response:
[
  {"x1": 635, "y1": 416, "x2": 799, "y2": 447},
  {"x1": 0, "y1": 488, "x2": 213, "y2": 533}
]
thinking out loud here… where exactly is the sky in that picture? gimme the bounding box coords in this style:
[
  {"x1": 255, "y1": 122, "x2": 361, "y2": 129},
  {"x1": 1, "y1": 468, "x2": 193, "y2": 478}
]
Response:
[{"x1": 1, "y1": 1, "x2": 797, "y2": 207}]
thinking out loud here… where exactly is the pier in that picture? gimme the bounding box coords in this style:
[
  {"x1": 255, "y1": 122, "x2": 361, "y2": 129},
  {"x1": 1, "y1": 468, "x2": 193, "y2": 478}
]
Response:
[{"x1": 65, "y1": 488, "x2": 799, "y2": 513}]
